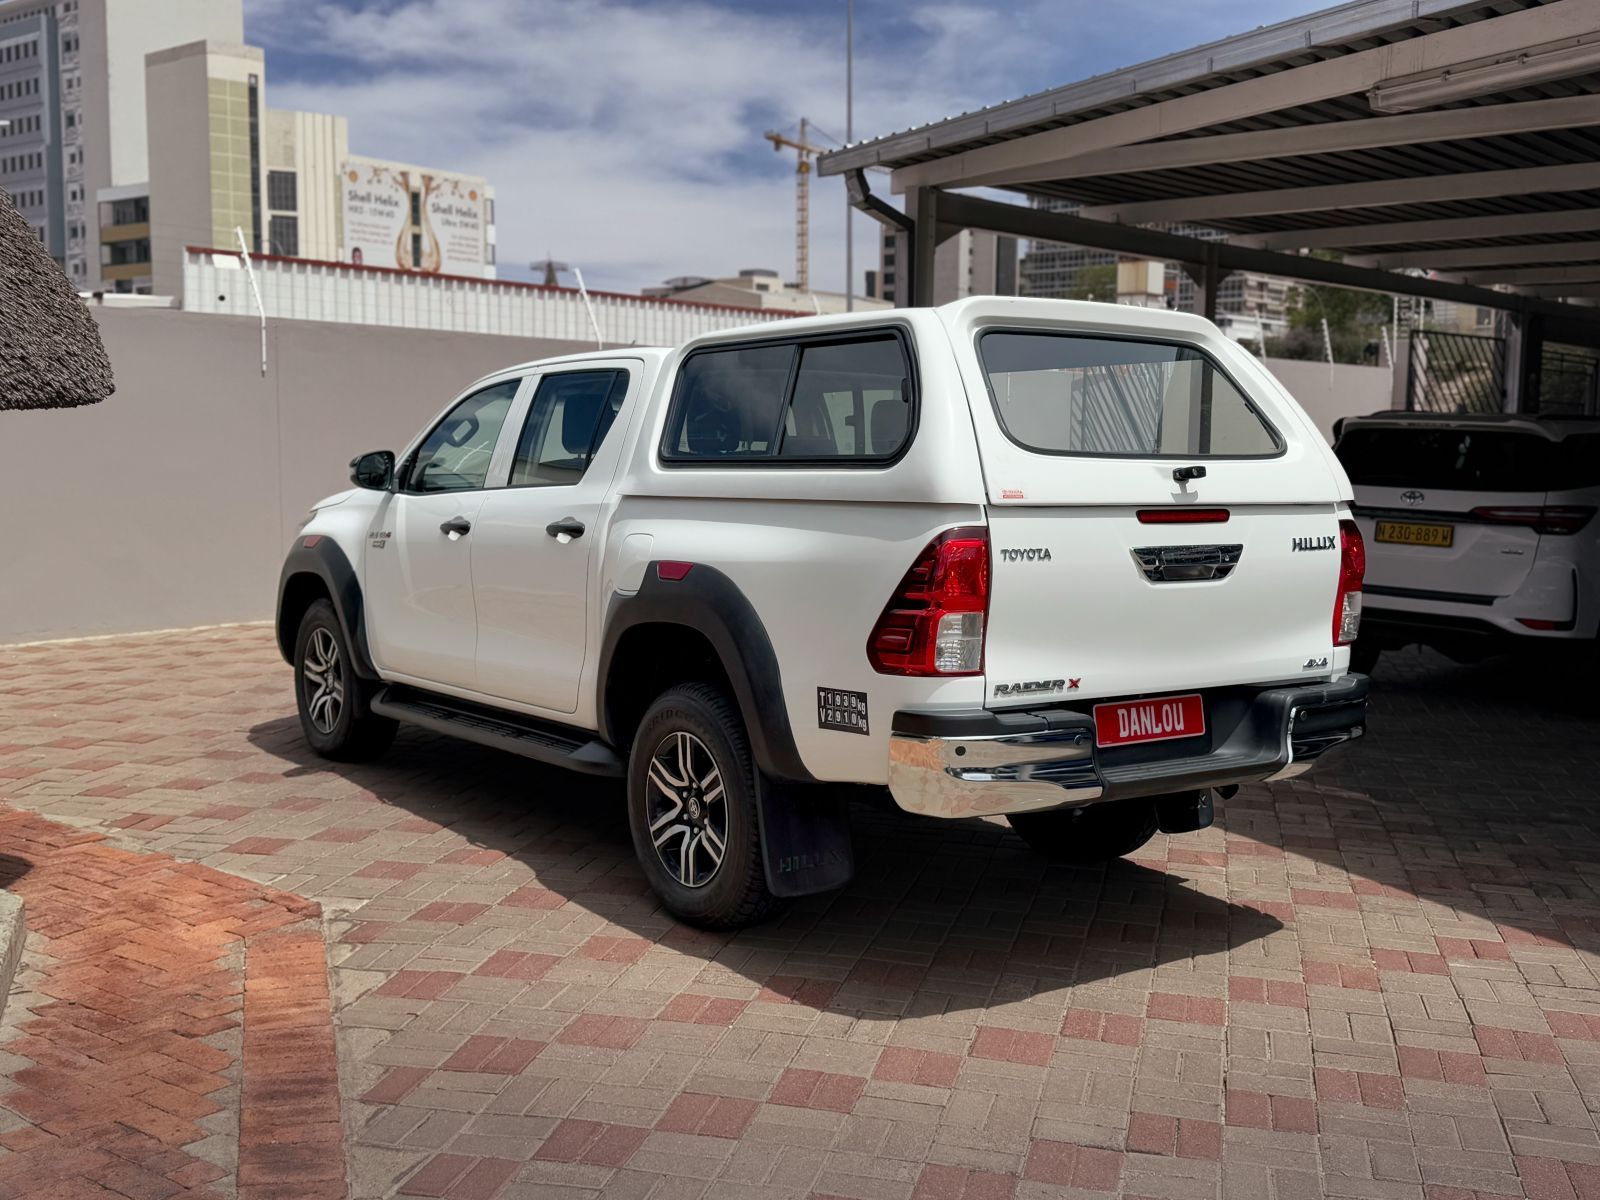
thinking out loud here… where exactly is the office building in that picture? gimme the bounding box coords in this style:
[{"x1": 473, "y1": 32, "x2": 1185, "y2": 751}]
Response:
[
  {"x1": 0, "y1": 0, "x2": 244, "y2": 289},
  {"x1": 867, "y1": 226, "x2": 1018, "y2": 306},
  {"x1": 96, "y1": 36, "x2": 495, "y2": 297},
  {"x1": 1019, "y1": 197, "x2": 1292, "y2": 340}
]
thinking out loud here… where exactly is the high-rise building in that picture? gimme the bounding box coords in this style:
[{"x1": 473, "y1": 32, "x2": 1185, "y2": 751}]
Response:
[
  {"x1": 0, "y1": 0, "x2": 245, "y2": 289},
  {"x1": 867, "y1": 225, "x2": 1018, "y2": 306},
  {"x1": 1019, "y1": 197, "x2": 1292, "y2": 341}
]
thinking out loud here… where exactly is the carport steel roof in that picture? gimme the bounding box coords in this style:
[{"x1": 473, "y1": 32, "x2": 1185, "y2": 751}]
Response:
[{"x1": 818, "y1": 0, "x2": 1600, "y2": 330}]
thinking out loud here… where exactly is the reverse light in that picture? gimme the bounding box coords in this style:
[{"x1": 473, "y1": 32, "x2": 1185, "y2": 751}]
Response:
[
  {"x1": 1469, "y1": 506, "x2": 1596, "y2": 536},
  {"x1": 868, "y1": 527, "x2": 990, "y2": 676},
  {"x1": 1334, "y1": 518, "x2": 1365, "y2": 647}
]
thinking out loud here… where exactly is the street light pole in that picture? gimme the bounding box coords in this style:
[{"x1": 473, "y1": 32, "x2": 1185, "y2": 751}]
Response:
[{"x1": 844, "y1": 0, "x2": 853, "y2": 312}]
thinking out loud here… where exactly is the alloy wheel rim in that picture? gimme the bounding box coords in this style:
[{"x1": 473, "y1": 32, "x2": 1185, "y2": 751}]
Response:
[
  {"x1": 302, "y1": 627, "x2": 345, "y2": 734},
  {"x1": 644, "y1": 730, "x2": 727, "y2": 889}
]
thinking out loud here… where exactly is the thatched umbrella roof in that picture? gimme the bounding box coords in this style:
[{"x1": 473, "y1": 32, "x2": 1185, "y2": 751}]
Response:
[{"x1": 0, "y1": 192, "x2": 113, "y2": 411}]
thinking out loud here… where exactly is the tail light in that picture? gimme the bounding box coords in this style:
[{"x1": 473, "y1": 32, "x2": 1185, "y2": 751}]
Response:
[
  {"x1": 868, "y1": 526, "x2": 990, "y2": 676},
  {"x1": 1335, "y1": 518, "x2": 1365, "y2": 646},
  {"x1": 1469, "y1": 506, "x2": 1595, "y2": 536}
]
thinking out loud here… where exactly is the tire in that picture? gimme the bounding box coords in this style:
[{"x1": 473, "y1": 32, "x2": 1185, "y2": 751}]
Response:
[
  {"x1": 627, "y1": 683, "x2": 779, "y2": 930},
  {"x1": 1349, "y1": 640, "x2": 1382, "y2": 676},
  {"x1": 293, "y1": 599, "x2": 396, "y2": 762},
  {"x1": 1006, "y1": 799, "x2": 1159, "y2": 864}
]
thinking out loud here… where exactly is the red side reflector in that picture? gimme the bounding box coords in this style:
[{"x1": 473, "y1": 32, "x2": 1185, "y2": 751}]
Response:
[
  {"x1": 301, "y1": 535, "x2": 322, "y2": 548},
  {"x1": 1136, "y1": 508, "x2": 1230, "y2": 525},
  {"x1": 657, "y1": 561, "x2": 693, "y2": 581},
  {"x1": 1517, "y1": 617, "x2": 1573, "y2": 631}
]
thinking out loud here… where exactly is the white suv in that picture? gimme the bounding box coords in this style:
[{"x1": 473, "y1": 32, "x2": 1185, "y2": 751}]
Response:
[
  {"x1": 278, "y1": 298, "x2": 1369, "y2": 928},
  {"x1": 1334, "y1": 413, "x2": 1599, "y2": 670}
]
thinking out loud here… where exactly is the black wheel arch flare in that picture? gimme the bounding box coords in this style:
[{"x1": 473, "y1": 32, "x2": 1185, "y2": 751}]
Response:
[
  {"x1": 596, "y1": 564, "x2": 815, "y2": 783},
  {"x1": 276, "y1": 537, "x2": 380, "y2": 680}
]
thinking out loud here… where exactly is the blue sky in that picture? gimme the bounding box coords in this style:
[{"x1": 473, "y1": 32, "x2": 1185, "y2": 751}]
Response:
[{"x1": 243, "y1": 0, "x2": 1324, "y2": 294}]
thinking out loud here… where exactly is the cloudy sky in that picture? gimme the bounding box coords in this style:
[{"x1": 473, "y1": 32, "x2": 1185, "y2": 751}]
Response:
[{"x1": 243, "y1": 0, "x2": 1322, "y2": 294}]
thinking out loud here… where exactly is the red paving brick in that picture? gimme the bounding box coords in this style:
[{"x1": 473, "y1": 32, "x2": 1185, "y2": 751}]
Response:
[
  {"x1": 6, "y1": 628, "x2": 1600, "y2": 1199},
  {"x1": 0, "y1": 807, "x2": 340, "y2": 1199}
]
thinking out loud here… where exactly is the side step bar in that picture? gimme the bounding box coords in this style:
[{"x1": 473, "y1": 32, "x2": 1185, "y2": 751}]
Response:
[{"x1": 370, "y1": 686, "x2": 624, "y2": 777}]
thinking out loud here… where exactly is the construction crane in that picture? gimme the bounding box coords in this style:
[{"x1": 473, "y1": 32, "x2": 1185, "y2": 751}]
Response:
[{"x1": 764, "y1": 119, "x2": 827, "y2": 293}]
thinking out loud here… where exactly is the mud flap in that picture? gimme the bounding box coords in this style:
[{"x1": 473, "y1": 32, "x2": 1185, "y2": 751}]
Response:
[
  {"x1": 754, "y1": 775, "x2": 855, "y2": 898},
  {"x1": 1155, "y1": 789, "x2": 1215, "y2": 834}
]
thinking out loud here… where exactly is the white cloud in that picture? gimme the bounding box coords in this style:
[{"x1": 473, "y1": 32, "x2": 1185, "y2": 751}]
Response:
[{"x1": 245, "y1": 0, "x2": 1318, "y2": 294}]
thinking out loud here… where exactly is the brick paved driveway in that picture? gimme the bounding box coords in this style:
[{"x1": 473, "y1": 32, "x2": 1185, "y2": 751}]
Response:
[{"x1": 3, "y1": 626, "x2": 1600, "y2": 1199}]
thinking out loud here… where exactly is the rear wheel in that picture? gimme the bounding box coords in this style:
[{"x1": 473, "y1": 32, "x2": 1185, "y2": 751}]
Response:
[
  {"x1": 627, "y1": 683, "x2": 779, "y2": 930},
  {"x1": 293, "y1": 599, "x2": 396, "y2": 761},
  {"x1": 1006, "y1": 799, "x2": 1158, "y2": 864}
]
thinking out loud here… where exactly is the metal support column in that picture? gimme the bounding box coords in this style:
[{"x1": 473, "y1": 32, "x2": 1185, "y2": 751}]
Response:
[
  {"x1": 1503, "y1": 309, "x2": 1543, "y2": 412},
  {"x1": 909, "y1": 187, "x2": 940, "y2": 308},
  {"x1": 1183, "y1": 244, "x2": 1231, "y2": 322}
]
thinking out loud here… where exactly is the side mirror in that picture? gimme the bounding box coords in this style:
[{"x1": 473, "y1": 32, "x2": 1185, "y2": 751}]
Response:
[{"x1": 350, "y1": 449, "x2": 395, "y2": 490}]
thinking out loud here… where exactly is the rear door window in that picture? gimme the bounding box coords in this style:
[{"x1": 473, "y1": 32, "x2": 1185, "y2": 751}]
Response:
[
  {"x1": 508, "y1": 369, "x2": 629, "y2": 488},
  {"x1": 977, "y1": 331, "x2": 1280, "y2": 458},
  {"x1": 661, "y1": 331, "x2": 914, "y2": 464}
]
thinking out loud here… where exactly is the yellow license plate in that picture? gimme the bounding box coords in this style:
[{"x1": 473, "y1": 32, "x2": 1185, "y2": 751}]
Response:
[{"x1": 1374, "y1": 520, "x2": 1454, "y2": 547}]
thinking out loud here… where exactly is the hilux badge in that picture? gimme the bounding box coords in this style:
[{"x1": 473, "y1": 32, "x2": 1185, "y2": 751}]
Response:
[{"x1": 1291, "y1": 535, "x2": 1335, "y2": 552}]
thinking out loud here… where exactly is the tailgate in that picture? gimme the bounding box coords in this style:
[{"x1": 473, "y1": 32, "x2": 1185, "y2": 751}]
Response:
[
  {"x1": 986, "y1": 504, "x2": 1342, "y2": 703},
  {"x1": 1353, "y1": 485, "x2": 1541, "y2": 600},
  {"x1": 941, "y1": 315, "x2": 1350, "y2": 708}
]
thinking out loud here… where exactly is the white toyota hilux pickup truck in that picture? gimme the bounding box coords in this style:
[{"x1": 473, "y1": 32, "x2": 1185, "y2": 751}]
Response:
[{"x1": 277, "y1": 297, "x2": 1369, "y2": 929}]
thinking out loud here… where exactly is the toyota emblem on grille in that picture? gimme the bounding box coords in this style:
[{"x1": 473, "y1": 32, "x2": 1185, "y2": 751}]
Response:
[{"x1": 1401, "y1": 490, "x2": 1425, "y2": 506}]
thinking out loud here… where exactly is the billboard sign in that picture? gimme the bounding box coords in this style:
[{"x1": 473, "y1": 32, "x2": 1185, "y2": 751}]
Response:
[{"x1": 340, "y1": 160, "x2": 487, "y2": 277}]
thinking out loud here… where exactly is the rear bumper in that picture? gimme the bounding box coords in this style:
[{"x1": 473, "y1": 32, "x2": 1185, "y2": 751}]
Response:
[{"x1": 887, "y1": 674, "x2": 1368, "y2": 820}]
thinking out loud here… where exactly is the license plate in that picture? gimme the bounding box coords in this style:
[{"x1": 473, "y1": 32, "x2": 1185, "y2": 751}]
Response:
[
  {"x1": 1374, "y1": 519, "x2": 1454, "y2": 547},
  {"x1": 1094, "y1": 693, "x2": 1206, "y2": 748}
]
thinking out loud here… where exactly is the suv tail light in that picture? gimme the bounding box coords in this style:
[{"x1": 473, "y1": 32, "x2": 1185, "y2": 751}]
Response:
[
  {"x1": 868, "y1": 526, "x2": 990, "y2": 676},
  {"x1": 1335, "y1": 518, "x2": 1365, "y2": 646},
  {"x1": 1469, "y1": 505, "x2": 1596, "y2": 536}
]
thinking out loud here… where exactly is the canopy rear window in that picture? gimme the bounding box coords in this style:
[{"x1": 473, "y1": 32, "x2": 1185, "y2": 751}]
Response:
[{"x1": 977, "y1": 331, "x2": 1280, "y2": 459}]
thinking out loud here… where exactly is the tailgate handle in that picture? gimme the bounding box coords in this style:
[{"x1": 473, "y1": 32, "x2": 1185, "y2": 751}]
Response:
[
  {"x1": 1173, "y1": 464, "x2": 1207, "y2": 484},
  {"x1": 1132, "y1": 543, "x2": 1242, "y2": 583}
]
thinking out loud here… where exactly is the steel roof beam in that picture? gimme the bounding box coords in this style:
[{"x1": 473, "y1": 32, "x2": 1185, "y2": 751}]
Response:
[
  {"x1": 1350, "y1": 240, "x2": 1600, "y2": 270},
  {"x1": 1076, "y1": 162, "x2": 1600, "y2": 225},
  {"x1": 1234, "y1": 207, "x2": 1600, "y2": 251},
  {"x1": 931, "y1": 189, "x2": 1599, "y2": 323},
  {"x1": 834, "y1": 0, "x2": 1598, "y2": 192},
  {"x1": 955, "y1": 95, "x2": 1600, "y2": 190},
  {"x1": 1458, "y1": 264, "x2": 1600, "y2": 286}
]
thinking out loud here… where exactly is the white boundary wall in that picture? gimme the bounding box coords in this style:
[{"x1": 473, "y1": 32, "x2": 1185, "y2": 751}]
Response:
[{"x1": 182, "y1": 248, "x2": 788, "y2": 344}]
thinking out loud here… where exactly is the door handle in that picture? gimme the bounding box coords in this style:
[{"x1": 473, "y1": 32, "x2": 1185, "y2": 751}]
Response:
[
  {"x1": 439, "y1": 516, "x2": 472, "y2": 538},
  {"x1": 546, "y1": 517, "x2": 585, "y2": 540}
]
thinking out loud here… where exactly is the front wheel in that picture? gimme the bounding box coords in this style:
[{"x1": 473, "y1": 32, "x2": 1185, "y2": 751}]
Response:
[
  {"x1": 293, "y1": 599, "x2": 396, "y2": 762},
  {"x1": 627, "y1": 683, "x2": 779, "y2": 930},
  {"x1": 1006, "y1": 799, "x2": 1158, "y2": 864}
]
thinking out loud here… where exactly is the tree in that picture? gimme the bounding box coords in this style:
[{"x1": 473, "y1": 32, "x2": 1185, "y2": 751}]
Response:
[
  {"x1": 1070, "y1": 264, "x2": 1118, "y2": 302},
  {"x1": 1268, "y1": 254, "x2": 1392, "y2": 365}
]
